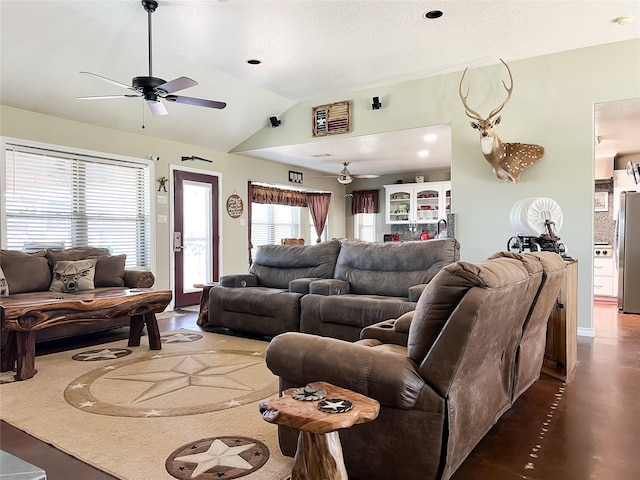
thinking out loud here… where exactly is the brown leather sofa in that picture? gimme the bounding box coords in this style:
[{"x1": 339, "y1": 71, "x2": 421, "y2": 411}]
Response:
[
  {"x1": 1, "y1": 247, "x2": 155, "y2": 346},
  {"x1": 265, "y1": 251, "x2": 565, "y2": 480}
]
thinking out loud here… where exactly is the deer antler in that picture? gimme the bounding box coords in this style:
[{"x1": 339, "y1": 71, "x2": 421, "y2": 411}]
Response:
[
  {"x1": 458, "y1": 68, "x2": 483, "y2": 121},
  {"x1": 487, "y1": 59, "x2": 514, "y2": 119},
  {"x1": 458, "y1": 59, "x2": 544, "y2": 184}
]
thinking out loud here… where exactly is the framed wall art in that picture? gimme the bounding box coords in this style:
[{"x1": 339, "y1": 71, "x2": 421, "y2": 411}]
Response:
[
  {"x1": 594, "y1": 191, "x2": 608, "y2": 212},
  {"x1": 312, "y1": 100, "x2": 352, "y2": 137}
]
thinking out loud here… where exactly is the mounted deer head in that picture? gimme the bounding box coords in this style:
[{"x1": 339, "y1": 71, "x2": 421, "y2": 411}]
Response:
[{"x1": 459, "y1": 59, "x2": 544, "y2": 183}]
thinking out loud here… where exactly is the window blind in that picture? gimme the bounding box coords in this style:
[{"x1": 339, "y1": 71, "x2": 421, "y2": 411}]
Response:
[
  {"x1": 251, "y1": 203, "x2": 301, "y2": 256},
  {"x1": 3, "y1": 143, "x2": 152, "y2": 269},
  {"x1": 354, "y1": 213, "x2": 376, "y2": 242}
]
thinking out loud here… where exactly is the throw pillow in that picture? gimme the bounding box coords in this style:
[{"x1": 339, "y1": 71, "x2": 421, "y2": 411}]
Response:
[
  {"x1": 0, "y1": 249, "x2": 51, "y2": 294},
  {"x1": 88, "y1": 254, "x2": 126, "y2": 287},
  {"x1": 0, "y1": 266, "x2": 9, "y2": 296},
  {"x1": 45, "y1": 246, "x2": 110, "y2": 270},
  {"x1": 49, "y1": 259, "x2": 96, "y2": 293}
]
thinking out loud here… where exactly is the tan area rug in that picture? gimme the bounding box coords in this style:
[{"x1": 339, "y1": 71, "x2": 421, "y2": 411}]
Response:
[{"x1": 0, "y1": 330, "x2": 293, "y2": 480}]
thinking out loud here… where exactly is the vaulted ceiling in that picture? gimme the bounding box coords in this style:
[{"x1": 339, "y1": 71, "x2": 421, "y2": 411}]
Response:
[{"x1": 1, "y1": 1, "x2": 638, "y2": 176}]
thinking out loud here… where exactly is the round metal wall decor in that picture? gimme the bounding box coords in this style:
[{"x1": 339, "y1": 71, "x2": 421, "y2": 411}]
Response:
[{"x1": 226, "y1": 193, "x2": 244, "y2": 218}]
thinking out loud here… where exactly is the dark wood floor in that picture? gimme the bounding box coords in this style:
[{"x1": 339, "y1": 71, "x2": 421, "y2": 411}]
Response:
[{"x1": 1, "y1": 301, "x2": 639, "y2": 480}]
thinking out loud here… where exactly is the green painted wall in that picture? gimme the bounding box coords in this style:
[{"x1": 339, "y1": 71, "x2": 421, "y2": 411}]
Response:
[{"x1": 235, "y1": 39, "x2": 640, "y2": 335}]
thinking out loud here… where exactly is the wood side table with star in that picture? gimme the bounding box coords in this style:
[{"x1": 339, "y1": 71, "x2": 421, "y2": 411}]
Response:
[{"x1": 259, "y1": 381, "x2": 380, "y2": 480}]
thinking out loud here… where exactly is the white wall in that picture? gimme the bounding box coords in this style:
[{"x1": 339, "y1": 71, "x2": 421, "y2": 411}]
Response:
[
  {"x1": 0, "y1": 105, "x2": 347, "y2": 291},
  {"x1": 235, "y1": 39, "x2": 640, "y2": 334}
]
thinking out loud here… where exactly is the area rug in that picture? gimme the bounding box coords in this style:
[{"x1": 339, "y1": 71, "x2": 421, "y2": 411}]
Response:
[{"x1": 0, "y1": 330, "x2": 293, "y2": 480}]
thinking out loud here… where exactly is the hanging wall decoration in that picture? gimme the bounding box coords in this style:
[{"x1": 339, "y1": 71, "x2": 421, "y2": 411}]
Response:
[
  {"x1": 226, "y1": 191, "x2": 244, "y2": 218},
  {"x1": 312, "y1": 100, "x2": 352, "y2": 137}
]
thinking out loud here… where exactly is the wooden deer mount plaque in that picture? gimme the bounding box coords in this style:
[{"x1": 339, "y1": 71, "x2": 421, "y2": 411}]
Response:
[{"x1": 312, "y1": 101, "x2": 352, "y2": 137}]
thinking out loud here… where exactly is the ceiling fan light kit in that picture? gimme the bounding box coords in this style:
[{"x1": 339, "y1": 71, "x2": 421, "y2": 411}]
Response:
[{"x1": 78, "y1": 0, "x2": 226, "y2": 116}]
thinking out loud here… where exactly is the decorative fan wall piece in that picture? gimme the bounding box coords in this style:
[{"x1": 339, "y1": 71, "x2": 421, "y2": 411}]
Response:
[{"x1": 77, "y1": 0, "x2": 226, "y2": 116}]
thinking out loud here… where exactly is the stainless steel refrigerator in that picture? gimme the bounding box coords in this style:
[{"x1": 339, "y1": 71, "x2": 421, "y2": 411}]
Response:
[{"x1": 617, "y1": 191, "x2": 640, "y2": 314}]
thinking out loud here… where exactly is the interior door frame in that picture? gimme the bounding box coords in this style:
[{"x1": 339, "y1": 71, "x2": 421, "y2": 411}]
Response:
[{"x1": 169, "y1": 164, "x2": 222, "y2": 309}]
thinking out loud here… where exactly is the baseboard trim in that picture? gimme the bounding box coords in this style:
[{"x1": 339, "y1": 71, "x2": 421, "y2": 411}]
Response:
[{"x1": 578, "y1": 327, "x2": 595, "y2": 337}]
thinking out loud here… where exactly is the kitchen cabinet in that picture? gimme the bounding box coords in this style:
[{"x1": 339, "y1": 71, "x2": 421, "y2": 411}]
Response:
[
  {"x1": 594, "y1": 255, "x2": 616, "y2": 297},
  {"x1": 542, "y1": 260, "x2": 578, "y2": 382},
  {"x1": 384, "y1": 181, "x2": 451, "y2": 224}
]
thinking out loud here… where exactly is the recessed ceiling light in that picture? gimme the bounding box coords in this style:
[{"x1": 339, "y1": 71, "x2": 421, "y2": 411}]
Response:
[
  {"x1": 424, "y1": 10, "x2": 443, "y2": 20},
  {"x1": 418, "y1": 150, "x2": 430, "y2": 158},
  {"x1": 247, "y1": 59, "x2": 261, "y2": 65},
  {"x1": 423, "y1": 134, "x2": 438, "y2": 143}
]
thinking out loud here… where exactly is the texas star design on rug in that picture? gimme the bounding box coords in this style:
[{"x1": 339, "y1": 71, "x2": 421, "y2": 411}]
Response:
[
  {"x1": 166, "y1": 436, "x2": 269, "y2": 480},
  {"x1": 64, "y1": 333, "x2": 277, "y2": 417}
]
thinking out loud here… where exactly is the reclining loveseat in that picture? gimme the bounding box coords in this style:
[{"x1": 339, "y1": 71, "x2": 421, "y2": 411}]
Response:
[{"x1": 206, "y1": 238, "x2": 460, "y2": 340}]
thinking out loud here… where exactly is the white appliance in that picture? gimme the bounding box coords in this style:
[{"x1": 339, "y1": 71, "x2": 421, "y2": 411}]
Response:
[
  {"x1": 594, "y1": 243, "x2": 615, "y2": 298},
  {"x1": 617, "y1": 191, "x2": 640, "y2": 314}
]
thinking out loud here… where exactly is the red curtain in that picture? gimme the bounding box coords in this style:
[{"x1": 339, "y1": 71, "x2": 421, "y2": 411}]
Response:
[
  {"x1": 351, "y1": 189, "x2": 379, "y2": 215},
  {"x1": 307, "y1": 192, "x2": 332, "y2": 243}
]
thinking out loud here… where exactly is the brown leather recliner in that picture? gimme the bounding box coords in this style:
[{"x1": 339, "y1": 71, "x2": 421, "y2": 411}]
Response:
[{"x1": 265, "y1": 252, "x2": 565, "y2": 480}]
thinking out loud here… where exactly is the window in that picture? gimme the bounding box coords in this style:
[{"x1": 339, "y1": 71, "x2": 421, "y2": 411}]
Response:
[
  {"x1": 354, "y1": 213, "x2": 376, "y2": 242},
  {"x1": 251, "y1": 203, "x2": 301, "y2": 255},
  {"x1": 2, "y1": 140, "x2": 152, "y2": 268}
]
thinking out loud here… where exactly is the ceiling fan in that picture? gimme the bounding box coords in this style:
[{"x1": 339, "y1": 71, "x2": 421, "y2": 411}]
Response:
[
  {"x1": 334, "y1": 162, "x2": 380, "y2": 185},
  {"x1": 77, "y1": 0, "x2": 226, "y2": 116}
]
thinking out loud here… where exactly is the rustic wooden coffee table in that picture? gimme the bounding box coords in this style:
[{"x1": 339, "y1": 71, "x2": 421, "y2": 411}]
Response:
[
  {"x1": 0, "y1": 288, "x2": 172, "y2": 381},
  {"x1": 259, "y1": 381, "x2": 380, "y2": 480}
]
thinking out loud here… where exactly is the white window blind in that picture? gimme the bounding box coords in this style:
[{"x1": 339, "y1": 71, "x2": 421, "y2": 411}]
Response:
[
  {"x1": 3, "y1": 143, "x2": 152, "y2": 268},
  {"x1": 251, "y1": 203, "x2": 301, "y2": 256},
  {"x1": 354, "y1": 213, "x2": 376, "y2": 242}
]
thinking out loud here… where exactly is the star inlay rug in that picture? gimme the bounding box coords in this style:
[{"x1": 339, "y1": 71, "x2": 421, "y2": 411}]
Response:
[
  {"x1": 65, "y1": 347, "x2": 277, "y2": 417},
  {"x1": 0, "y1": 329, "x2": 293, "y2": 480}
]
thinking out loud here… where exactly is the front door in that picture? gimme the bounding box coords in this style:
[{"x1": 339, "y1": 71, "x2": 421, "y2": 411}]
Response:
[{"x1": 173, "y1": 169, "x2": 219, "y2": 307}]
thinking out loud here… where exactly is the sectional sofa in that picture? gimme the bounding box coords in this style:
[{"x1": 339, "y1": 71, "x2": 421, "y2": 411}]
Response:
[
  {"x1": 206, "y1": 238, "x2": 460, "y2": 340},
  {"x1": 266, "y1": 251, "x2": 566, "y2": 480}
]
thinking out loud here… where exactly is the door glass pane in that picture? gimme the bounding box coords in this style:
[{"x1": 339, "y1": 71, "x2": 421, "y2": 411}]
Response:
[{"x1": 182, "y1": 180, "x2": 212, "y2": 293}]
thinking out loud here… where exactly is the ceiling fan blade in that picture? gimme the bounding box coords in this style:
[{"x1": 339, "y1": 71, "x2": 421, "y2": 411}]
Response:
[
  {"x1": 77, "y1": 94, "x2": 142, "y2": 100},
  {"x1": 353, "y1": 174, "x2": 381, "y2": 179},
  {"x1": 157, "y1": 76, "x2": 198, "y2": 94},
  {"x1": 146, "y1": 99, "x2": 168, "y2": 116},
  {"x1": 80, "y1": 71, "x2": 134, "y2": 91},
  {"x1": 165, "y1": 95, "x2": 227, "y2": 110}
]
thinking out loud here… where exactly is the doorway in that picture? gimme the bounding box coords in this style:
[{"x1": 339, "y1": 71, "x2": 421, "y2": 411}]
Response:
[{"x1": 172, "y1": 168, "x2": 220, "y2": 307}]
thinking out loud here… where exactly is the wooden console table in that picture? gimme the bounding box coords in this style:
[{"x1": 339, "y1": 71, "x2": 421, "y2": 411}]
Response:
[
  {"x1": 542, "y1": 260, "x2": 578, "y2": 381},
  {"x1": 259, "y1": 381, "x2": 379, "y2": 480},
  {"x1": 0, "y1": 288, "x2": 172, "y2": 381}
]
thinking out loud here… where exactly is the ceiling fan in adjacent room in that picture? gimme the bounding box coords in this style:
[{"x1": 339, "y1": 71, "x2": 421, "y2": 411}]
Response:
[
  {"x1": 77, "y1": 0, "x2": 226, "y2": 116},
  {"x1": 332, "y1": 162, "x2": 380, "y2": 185}
]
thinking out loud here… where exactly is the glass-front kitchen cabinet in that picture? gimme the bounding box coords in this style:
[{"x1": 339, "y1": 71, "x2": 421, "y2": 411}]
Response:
[{"x1": 384, "y1": 181, "x2": 451, "y2": 224}]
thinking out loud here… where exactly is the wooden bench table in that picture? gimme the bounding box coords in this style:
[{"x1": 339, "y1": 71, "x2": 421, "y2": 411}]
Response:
[
  {"x1": 0, "y1": 288, "x2": 172, "y2": 381},
  {"x1": 259, "y1": 381, "x2": 380, "y2": 480}
]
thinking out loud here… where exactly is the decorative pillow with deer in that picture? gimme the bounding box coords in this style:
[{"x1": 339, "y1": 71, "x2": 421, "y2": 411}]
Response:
[
  {"x1": 0, "y1": 266, "x2": 9, "y2": 297},
  {"x1": 49, "y1": 259, "x2": 96, "y2": 293}
]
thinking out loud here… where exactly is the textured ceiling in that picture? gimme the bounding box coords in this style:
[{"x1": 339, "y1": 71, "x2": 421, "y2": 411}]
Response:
[{"x1": 1, "y1": 1, "x2": 639, "y2": 176}]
